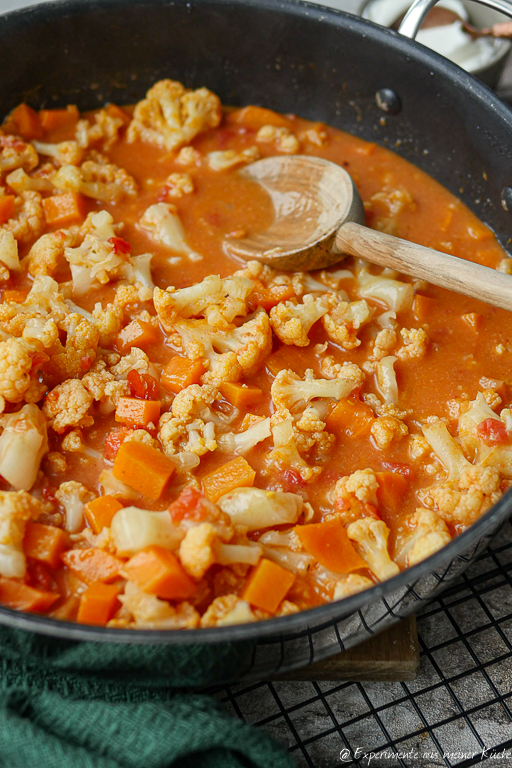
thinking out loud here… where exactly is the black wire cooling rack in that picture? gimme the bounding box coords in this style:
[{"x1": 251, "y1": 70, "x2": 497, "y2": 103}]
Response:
[{"x1": 213, "y1": 519, "x2": 512, "y2": 768}]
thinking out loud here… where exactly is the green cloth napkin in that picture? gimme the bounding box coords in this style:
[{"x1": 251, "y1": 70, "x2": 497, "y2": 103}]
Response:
[{"x1": 0, "y1": 625, "x2": 295, "y2": 768}]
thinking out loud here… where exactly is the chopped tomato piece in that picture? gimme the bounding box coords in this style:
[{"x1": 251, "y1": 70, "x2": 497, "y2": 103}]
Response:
[
  {"x1": 104, "y1": 427, "x2": 131, "y2": 461},
  {"x1": 477, "y1": 418, "x2": 510, "y2": 446},
  {"x1": 108, "y1": 236, "x2": 131, "y2": 256},
  {"x1": 127, "y1": 370, "x2": 160, "y2": 400},
  {"x1": 168, "y1": 488, "x2": 204, "y2": 523}
]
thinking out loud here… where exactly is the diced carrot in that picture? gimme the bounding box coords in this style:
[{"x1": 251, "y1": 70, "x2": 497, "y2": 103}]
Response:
[
  {"x1": 50, "y1": 595, "x2": 80, "y2": 621},
  {"x1": 39, "y1": 105, "x2": 79, "y2": 133},
  {"x1": 376, "y1": 471, "x2": 408, "y2": 518},
  {"x1": 112, "y1": 441, "x2": 175, "y2": 499},
  {"x1": 325, "y1": 398, "x2": 374, "y2": 438},
  {"x1": 84, "y1": 495, "x2": 124, "y2": 534},
  {"x1": 461, "y1": 312, "x2": 482, "y2": 331},
  {"x1": 161, "y1": 356, "x2": 207, "y2": 394},
  {"x1": 23, "y1": 522, "x2": 69, "y2": 569},
  {"x1": 413, "y1": 294, "x2": 437, "y2": 322},
  {"x1": 3, "y1": 289, "x2": 29, "y2": 303},
  {"x1": 202, "y1": 457, "x2": 256, "y2": 503},
  {"x1": 0, "y1": 578, "x2": 58, "y2": 612},
  {"x1": 115, "y1": 319, "x2": 160, "y2": 354},
  {"x1": 0, "y1": 195, "x2": 15, "y2": 225},
  {"x1": 219, "y1": 382, "x2": 263, "y2": 408},
  {"x1": 9, "y1": 103, "x2": 43, "y2": 140},
  {"x1": 295, "y1": 519, "x2": 367, "y2": 573},
  {"x1": 124, "y1": 545, "x2": 196, "y2": 599},
  {"x1": 115, "y1": 397, "x2": 161, "y2": 428},
  {"x1": 76, "y1": 582, "x2": 120, "y2": 626},
  {"x1": 227, "y1": 105, "x2": 291, "y2": 129},
  {"x1": 43, "y1": 192, "x2": 87, "y2": 226},
  {"x1": 61, "y1": 548, "x2": 124, "y2": 584},
  {"x1": 105, "y1": 103, "x2": 131, "y2": 125},
  {"x1": 242, "y1": 558, "x2": 295, "y2": 613},
  {"x1": 249, "y1": 284, "x2": 296, "y2": 311}
]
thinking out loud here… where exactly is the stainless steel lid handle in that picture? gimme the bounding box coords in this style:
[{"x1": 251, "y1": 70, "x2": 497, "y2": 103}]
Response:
[{"x1": 398, "y1": 0, "x2": 512, "y2": 39}]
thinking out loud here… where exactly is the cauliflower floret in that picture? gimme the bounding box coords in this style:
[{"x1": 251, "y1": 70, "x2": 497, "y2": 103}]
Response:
[
  {"x1": 396, "y1": 328, "x2": 429, "y2": 361},
  {"x1": 110, "y1": 347, "x2": 152, "y2": 379},
  {"x1": 60, "y1": 428, "x2": 101, "y2": 460},
  {"x1": 396, "y1": 508, "x2": 451, "y2": 567},
  {"x1": 127, "y1": 79, "x2": 221, "y2": 152},
  {"x1": 368, "y1": 186, "x2": 416, "y2": 235},
  {"x1": 0, "y1": 490, "x2": 45, "y2": 577},
  {"x1": 52, "y1": 159, "x2": 137, "y2": 202},
  {"x1": 32, "y1": 139, "x2": 84, "y2": 166},
  {"x1": 423, "y1": 464, "x2": 501, "y2": 528},
  {"x1": 375, "y1": 355, "x2": 399, "y2": 405},
  {"x1": 49, "y1": 313, "x2": 99, "y2": 381},
  {"x1": 408, "y1": 433, "x2": 431, "y2": 461},
  {"x1": 217, "y1": 417, "x2": 271, "y2": 455},
  {"x1": 171, "y1": 384, "x2": 220, "y2": 420},
  {"x1": 91, "y1": 302, "x2": 125, "y2": 346},
  {"x1": 256, "y1": 125, "x2": 300, "y2": 154},
  {"x1": 3, "y1": 191, "x2": 45, "y2": 246},
  {"x1": 356, "y1": 268, "x2": 414, "y2": 312},
  {"x1": 45, "y1": 451, "x2": 67, "y2": 474},
  {"x1": 320, "y1": 357, "x2": 364, "y2": 388},
  {"x1": 321, "y1": 296, "x2": 374, "y2": 350},
  {"x1": 178, "y1": 521, "x2": 218, "y2": 579},
  {"x1": 206, "y1": 147, "x2": 259, "y2": 171},
  {"x1": 153, "y1": 274, "x2": 254, "y2": 331},
  {"x1": 43, "y1": 379, "x2": 94, "y2": 434},
  {"x1": 270, "y1": 294, "x2": 329, "y2": 347},
  {"x1": 158, "y1": 412, "x2": 216, "y2": 458},
  {"x1": 175, "y1": 146, "x2": 202, "y2": 166},
  {"x1": 266, "y1": 413, "x2": 321, "y2": 483},
  {"x1": 64, "y1": 211, "x2": 130, "y2": 294},
  {"x1": 271, "y1": 368, "x2": 356, "y2": 414},
  {"x1": 218, "y1": 487, "x2": 303, "y2": 531},
  {"x1": 0, "y1": 405, "x2": 48, "y2": 491},
  {"x1": 0, "y1": 135, "x2": 38, "y2": 173},
  {"x1": 200, "y1": 594, "x2": 256, "y2": 627},
  {"x1": 371, "y1": 328, "x2": 398, "y2": 363},
  {"x1": 347, "y1": 518, "x2": 400, "y2": 581},
  {"x1": 330, "y1": 468, "x2": 381, "y2": 525},
  {"x1": 119, "y1": 581, "x2": 199, "y2": 629},
  {"x1": 333, "y1": 573, "x2": 374, "y2": 600},
  {"x1": 422, "y1": 419, "x2": 472, "y2": 484},
  {"x1": 6, "y1": 168, "x2": 55, "y2": 195},
  {"x1": 176, "y1": 313, "x2": 272, "y2": 384},
  {"x1": 0, "y1": 230, "x2": 20, "y2": 280},
  {"x1": 75, "y1": 107, "x2": 128, "y2": 151},
  {"x1": 23, "y1": 229, "x2": 78, "y2": 278},
  {"x1": 139, "y1": 203, "x2": 201, "y2": 262},
  {"x1": 55, "y1": 480, "x2": 93, "y2": 533},
  {"x1": 371, "y1": 415, "x2": 408, "y2": 450},
  {"x1": 458, "y1": 392, "x2": 498, "y2": 460},
  {"x1": 124, "y1": 429, "x2": 160, "y2": 451},
  {"x1": 0, "y1": 337, "x2": 44, "y2": 404},
  {"x1": 164, "y1": 172, "x2": 194, "y2": 198}
]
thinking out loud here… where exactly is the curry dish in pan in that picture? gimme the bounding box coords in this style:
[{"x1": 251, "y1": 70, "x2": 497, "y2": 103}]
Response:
[{"x1": 0, "y1": 79, "x2": 509, "y2": 628}]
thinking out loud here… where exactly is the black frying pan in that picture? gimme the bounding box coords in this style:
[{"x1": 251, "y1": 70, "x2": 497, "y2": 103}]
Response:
[{"x1": 0, "y1": 0, "x2": 511, "y2": 681}]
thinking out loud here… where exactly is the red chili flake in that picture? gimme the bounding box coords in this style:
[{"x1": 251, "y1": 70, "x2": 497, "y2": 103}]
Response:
[
  {"x1": 477, "y1": 418, "x2": 510, "y2": 446},
  {"x1": 104, "y1": 427, "x2": 131, "y2": 461},
  {"x1": 108, "y1": 236, "x2": 131, "y2": 258},
  {"x1": 381, "y1": 461, "x2": 413, "y2": 479},
  {"x1": 156, "y1": 187, "x2": 169, "y2": 202},
  {"x1": 127, "y1": 369, "x2": 159, "y2": 400},
  {"x1": 168, "y1": 487, "x2": 204, "y2": 523}
]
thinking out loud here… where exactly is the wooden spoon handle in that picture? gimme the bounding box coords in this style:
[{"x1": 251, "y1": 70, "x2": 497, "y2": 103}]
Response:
[{"x1": 335, "y1": 221, "x2": 512, "y2": 311}]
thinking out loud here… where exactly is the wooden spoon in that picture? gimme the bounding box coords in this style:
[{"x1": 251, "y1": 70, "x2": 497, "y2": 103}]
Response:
[
  {"x1": 225, "y1": 155, "x2": 512, "y2": 311},
  {"x1": 391, "y1": 6, "x2": 512, "y2": 39}
]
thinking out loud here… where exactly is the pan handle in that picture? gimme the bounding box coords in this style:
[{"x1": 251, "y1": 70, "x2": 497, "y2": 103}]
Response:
[{"x1": 398, "y1": 0, "x2": 512, "y2": 38}]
